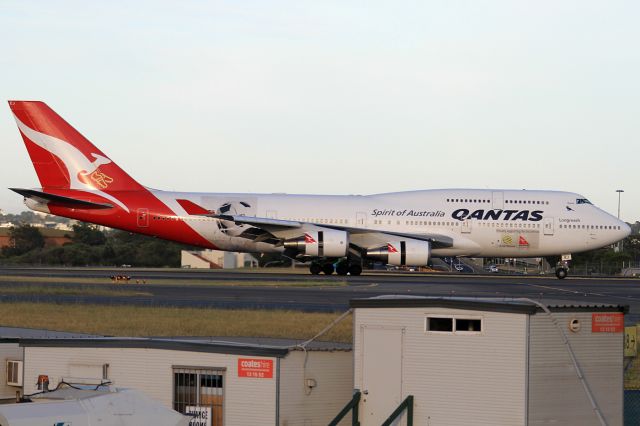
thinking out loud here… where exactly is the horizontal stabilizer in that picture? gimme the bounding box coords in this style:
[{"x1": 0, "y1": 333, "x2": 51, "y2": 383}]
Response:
[
  {"x1": 9, "y1": 188, "x2": 113, "y2": 209},
  {"x1": 176, "y1": 199, "x2": 212, "y2": 215}
]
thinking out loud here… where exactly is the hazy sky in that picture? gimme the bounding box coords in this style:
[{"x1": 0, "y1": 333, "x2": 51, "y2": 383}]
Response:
[{"x1": 1, "y1": 1, "x2": 638, "y2": 221}]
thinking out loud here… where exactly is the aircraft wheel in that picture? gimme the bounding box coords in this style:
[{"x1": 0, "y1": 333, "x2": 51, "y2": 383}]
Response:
[
  {"x1": 348, "y1": 264, "x2": 363, "y2": 276},
  {"x1": 335, "y1": 262, "x2": 349, "y2": 276},
  {"x1": 310, "y1": 263, "x2": 322, "y2": 275},
  {"x1": 555, "y1": 268, "x2": 568, "y2": 279},
  {"x1": 322, "y1": 263, "x2": 335, "y2": 275}
]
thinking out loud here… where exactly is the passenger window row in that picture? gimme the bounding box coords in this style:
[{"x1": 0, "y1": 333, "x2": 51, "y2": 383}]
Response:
[
  {"x1": 445, "y1": 198, "x2": 550, "y2": 205},
  {"x1": 560, "y1": 224, "x2": 621, "y2": 230}
]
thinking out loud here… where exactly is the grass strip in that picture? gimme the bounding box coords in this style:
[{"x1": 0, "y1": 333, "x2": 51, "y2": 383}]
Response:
[
  {"x1": 0, "y1": 302, "x2": 353, "y2": 343},
  {"x1": 0, "y1": 275, "x2": 347, "y2": 287},
  {"x1": 0, "y1": 285, "x2": 151, "y2": 297}
]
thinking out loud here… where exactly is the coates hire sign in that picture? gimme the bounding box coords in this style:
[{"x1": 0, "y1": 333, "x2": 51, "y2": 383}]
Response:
[
  {"x1": 592, "y1": 313, "x2": 624, "y2": 333},
  {"x1": 238, "y1": 358, "x2": 273, "y2": 378}
]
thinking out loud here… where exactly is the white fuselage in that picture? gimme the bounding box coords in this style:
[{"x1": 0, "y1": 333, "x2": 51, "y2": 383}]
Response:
[{"x1": 151, "y1": 188, "x2": 630, "y2": 258}]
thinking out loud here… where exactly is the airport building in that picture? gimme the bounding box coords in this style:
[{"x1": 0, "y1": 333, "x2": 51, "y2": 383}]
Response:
[
  {"x1": 349, "y1": 296, "x2": 625, "y2": 426},
  {"x1": 181, "y1": 250, "x2": 259, "y2": 269},
  {"x1": 3, "y1": 334, "x2": 352, "y2": 426},
  {"x1": 0, "y1": 298, "x2": 627, "y2": 425}
]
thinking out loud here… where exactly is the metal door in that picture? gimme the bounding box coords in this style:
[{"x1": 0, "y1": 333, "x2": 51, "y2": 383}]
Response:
[
  {"x1": 137, "y1": 208, "x2": 149, "y2": 228},
  {"x1": 356, "y1": 212, "x2": 367, "y2": 228},
  {"x1": 492, "y1": 191, "x2": 504, "y2": 209},
  {"x1": 266, "y1": 210, "x2": 277, "y2": 219},
  {"x1": 543, "y1": 217, "x2": 554, "y2": 235},
  {"x1": 361, "y1": 327, "x2": 403, "y2": 425}
]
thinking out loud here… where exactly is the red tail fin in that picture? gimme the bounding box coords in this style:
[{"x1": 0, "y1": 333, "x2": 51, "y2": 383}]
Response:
[{"x1": 9, "y1": 101, "x2": 143, "y2": 192}]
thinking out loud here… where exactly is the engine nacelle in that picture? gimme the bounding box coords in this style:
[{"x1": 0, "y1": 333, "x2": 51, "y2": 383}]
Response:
[
  {"x1": 367, "y1": 240, "x2": 431, "y2": 266},
  {"x1": 283, "y1": 230, "x2": 349, "y2": 258}
]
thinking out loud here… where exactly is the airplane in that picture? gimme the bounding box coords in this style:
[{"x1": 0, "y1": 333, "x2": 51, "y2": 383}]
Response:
[{"x1": 7, "y1": 101, "x2": 631, "y2": 279}]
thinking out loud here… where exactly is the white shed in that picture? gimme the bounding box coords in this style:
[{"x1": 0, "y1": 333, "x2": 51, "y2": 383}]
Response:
[
  {"x1": 18, "y1": 336, "x2": 352, "y2": 426},
  {"x1": 350, "y1": 296, "x2": 625, "y2": 426},
  {"x1": 0, "y1": 327, "x2": 99, "y2": 403}
]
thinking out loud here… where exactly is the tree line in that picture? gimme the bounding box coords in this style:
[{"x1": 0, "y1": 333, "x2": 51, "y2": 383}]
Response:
[{"x1": 0, "y1": 223, "x2": 193, "y2": 267}]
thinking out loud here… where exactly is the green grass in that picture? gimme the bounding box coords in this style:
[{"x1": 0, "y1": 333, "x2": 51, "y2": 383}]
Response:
[
  {"x1": 0, "y1": 284, "x2": 151, "y2": 297},
  {"x1": 0, "y1": 275, "x2": 347, "y2": 287},
  {"x1": 0, "y1": 302, "x2": 353, "y2": 343}
]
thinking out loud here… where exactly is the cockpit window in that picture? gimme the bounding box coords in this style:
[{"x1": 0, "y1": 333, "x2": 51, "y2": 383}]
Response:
[{"x1": 576, "y1": 198, "x2": 592, "y2": 205}]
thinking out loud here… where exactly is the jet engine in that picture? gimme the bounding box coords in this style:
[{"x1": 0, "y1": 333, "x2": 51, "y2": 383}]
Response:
[
  {"x1": 283, "y1": 230, "x2": 349, "y2": 257},
  {"x1": 366, "y1": 240, "x2": 431, "y2": 266}
]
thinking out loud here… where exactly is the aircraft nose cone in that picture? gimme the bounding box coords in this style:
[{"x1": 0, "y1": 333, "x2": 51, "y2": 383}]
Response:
[{"x1": 622, "y1": 221, "x2": 632, "y2": 238}]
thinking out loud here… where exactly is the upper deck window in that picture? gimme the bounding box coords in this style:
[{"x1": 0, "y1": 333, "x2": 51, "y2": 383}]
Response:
[{"x1": 576, "y1": 198, "x2": 592, "y2": 205}]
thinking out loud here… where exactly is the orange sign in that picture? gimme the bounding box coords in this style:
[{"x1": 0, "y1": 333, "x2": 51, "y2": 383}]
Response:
[
  {"x1": 238, "y1": 358, "x2": 273, "y2": 378},
  {"x1": 592, "y1": 313, "x2": 624, "y2": 333}
]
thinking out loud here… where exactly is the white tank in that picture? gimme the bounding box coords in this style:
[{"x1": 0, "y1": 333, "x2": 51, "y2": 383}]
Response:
[{"x1": 0, "y1": 387, "x2": 189, "y2": 426}]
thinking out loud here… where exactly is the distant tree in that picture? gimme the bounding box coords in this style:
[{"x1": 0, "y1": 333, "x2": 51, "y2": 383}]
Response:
[
  {"x1": 71, "y1": 223, "x2": 106, "y2": 246},
  {"x1": 2, "y1": 225, "x2": 45, "y2": 257}
]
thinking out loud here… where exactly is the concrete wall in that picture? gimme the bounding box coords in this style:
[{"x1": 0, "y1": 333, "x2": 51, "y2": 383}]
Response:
[
  {"x1": 23, "y1": 347, "x2": 277, "y2": 426},
  {"x1": 0, "y1": 343, "x2": 22, "y2": 401},
  {"x1": 354, "y1": 307, "x2": 528, "y2": 426},
  {"x1": 528, "y1": 311, "x2": 623, "y2": 426},
  {"x1": 279, "y1": 350, "x2": 353, "y2": 426}
]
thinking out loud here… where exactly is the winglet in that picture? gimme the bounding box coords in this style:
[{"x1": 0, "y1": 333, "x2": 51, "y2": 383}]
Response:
[{"x1": 176, "y1": 199, "x2": 212, "y2": 215}]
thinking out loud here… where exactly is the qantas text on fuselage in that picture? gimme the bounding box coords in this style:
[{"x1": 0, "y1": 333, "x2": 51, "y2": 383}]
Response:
[{"x1": 8, "y1": 101, "x2": 631, "y2": 277}]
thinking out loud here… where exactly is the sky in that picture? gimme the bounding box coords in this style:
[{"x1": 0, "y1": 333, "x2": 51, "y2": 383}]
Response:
[{"x1": 1, "y1": 1, "x2": 638, "y2": 221}]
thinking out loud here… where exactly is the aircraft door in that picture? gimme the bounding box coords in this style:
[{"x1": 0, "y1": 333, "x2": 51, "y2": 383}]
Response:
[
  {"x1": 137, "y1": 208, "x2": 149, "y2": 228},
  {"x1": 461, "y1": 219, "x2": 472, "y2": 234},
  {"x1": 543, "y1": 217, "x2": 554, "y2": 235},
  {"x1": 492, "y1": 191, "x2": 504, "y2": 209},
  {"x1": 266, "y1": 210, "x2": 277, "y2": 219},
  {"x1": 356, "y1": 212, "x2": 367, "y2": 228}
]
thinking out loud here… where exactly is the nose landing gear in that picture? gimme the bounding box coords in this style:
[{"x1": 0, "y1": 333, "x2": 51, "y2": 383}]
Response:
[
  {"x1": 555, "y1": 267, "x2": 568, "y2": 279},
  {"x1": 555, "y1": 258, "x2": 570, "y2": 279}
]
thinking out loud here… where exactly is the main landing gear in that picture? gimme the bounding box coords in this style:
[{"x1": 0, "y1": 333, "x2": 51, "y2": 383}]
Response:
[{"x1": 309, "y1": 261, "x2": 362, "y2": 276}]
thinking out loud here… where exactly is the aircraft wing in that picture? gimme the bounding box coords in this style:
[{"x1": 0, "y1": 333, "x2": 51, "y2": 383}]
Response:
[
  {"x1": 176, "y1": 200, "x2": 453, "y2": 249},
  {"x1": 211, "y1": 215, "x2": 453, "y2": 248}
]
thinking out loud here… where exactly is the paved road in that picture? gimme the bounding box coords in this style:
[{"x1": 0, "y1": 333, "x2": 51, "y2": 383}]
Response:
[{"x1": 1, "y1": 267, "x2": 639, "y2": 322}]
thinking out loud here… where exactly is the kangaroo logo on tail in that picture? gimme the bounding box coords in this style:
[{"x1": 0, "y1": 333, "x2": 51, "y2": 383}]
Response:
[
  {"x1": 14, "y1": 115, "x2": 129, "y2": 212},
  {"x1": 77, "y1": 153, "x2": 114, "y2": 189}
]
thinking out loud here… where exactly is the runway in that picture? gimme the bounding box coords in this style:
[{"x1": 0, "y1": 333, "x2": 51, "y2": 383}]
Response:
[
  {"x1": 0, "y1": 267, "x2": 640, "y2": 321},
  {"x1": 1, "y1": 267, "x2": 640, "y2": 323}
]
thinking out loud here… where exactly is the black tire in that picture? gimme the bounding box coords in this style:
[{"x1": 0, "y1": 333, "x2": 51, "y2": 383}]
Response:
[
  {"x1": 349, "y1": 264, "x2": 363, "y2": 276},
  {"x1": 555, "y1": 268, "x2": 568, "y2": 279},
  {"x1": 322, "y1": 263, "x2": 335, "y2": 275},
  {"x1": 310, "y1": 263, "x2": 322, "y2": 275},
  {"x1": 335, "y1": 262, "x2": 349, "y2": 276}
]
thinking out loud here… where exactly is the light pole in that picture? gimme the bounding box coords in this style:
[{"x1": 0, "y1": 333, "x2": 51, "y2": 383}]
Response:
[
  {"x1": 616, "y1": 189, "x2": 624, "y2": 253},
  {"x1": 616, "y1": 189, "x2": 624, "y2": 219}
]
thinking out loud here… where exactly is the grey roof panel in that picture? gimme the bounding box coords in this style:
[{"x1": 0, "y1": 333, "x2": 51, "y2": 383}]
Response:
[
  {"x1": 0, "y1": 326, "x2": 102, "y2": 339},
  {"x1": 349, "y1": 296, "x2": 628, "y2": 314},
  {"x1": 19, "y1": 337, "x2": 290, "y2": 357}
]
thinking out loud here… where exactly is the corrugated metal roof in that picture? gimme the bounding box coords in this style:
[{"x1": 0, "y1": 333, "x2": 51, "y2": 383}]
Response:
[
  {"x1": 157, "y1": 336, "x2": 352, "y2": 351},
  {"x1": 0, "y1": 326, "x2": 351, "y2": 354},
  {"x1": 0, "y1": 326, "x2": 102, "y2": 339},
  {"x1": 16, "y1": 335, "x2": 351, "y2": 357},
  {"x1": 350, "y1": 296, "x2": 628, "y2": 314}
]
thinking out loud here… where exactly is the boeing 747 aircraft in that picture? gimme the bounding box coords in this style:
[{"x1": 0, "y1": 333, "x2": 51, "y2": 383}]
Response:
[{"x1": 8, "y1": 101, "x2": 630, "y2": 278}]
